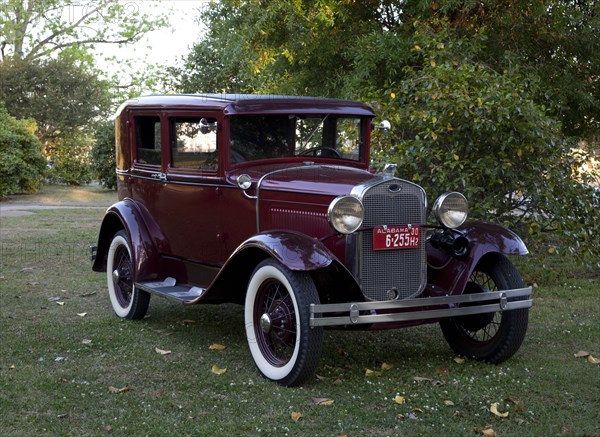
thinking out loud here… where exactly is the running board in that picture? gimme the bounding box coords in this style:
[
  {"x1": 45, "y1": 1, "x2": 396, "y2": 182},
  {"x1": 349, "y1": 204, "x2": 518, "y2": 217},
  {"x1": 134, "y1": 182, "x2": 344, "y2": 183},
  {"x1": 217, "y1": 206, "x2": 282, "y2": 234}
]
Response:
[{"x1": 136, "y1": 277, "x2": 205, "y2": 303}]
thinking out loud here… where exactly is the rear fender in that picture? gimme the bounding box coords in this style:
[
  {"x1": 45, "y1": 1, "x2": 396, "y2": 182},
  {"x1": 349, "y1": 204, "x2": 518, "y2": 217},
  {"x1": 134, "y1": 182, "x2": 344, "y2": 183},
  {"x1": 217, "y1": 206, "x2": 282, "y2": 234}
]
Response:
[
  {"x1": 427, "y1": 222, "x2": 528, "y2": 295},
  {"x1": 92, "y1": 199, "x2": 166, "y2": 282},
  {"x1": 187, "y1": 231, "x2": 336, "y2": 304}
]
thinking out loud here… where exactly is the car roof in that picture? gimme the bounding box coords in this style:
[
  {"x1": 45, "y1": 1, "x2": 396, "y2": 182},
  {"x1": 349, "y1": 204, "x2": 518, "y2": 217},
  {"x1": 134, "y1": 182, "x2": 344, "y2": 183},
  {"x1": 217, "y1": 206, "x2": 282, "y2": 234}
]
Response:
[{"x1": 116, "y1": 94, "x2": 375, "y2": 117}]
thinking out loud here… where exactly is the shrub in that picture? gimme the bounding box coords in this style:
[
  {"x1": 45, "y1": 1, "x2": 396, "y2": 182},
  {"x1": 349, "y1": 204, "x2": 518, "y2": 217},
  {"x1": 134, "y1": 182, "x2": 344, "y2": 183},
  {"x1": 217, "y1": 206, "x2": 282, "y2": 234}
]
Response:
[
  {"x1": 0, "y1": 104, "x2": 46, "y2": 196},
  {"x1": 90, "y1": 121, "x2": 117, "y2": 189},
  {"x1": 45, "y1": 130, "x2": 94, "y2": 185},
  {"x1": 370, "y1": 24, "x2": 599, "y2": 266}
]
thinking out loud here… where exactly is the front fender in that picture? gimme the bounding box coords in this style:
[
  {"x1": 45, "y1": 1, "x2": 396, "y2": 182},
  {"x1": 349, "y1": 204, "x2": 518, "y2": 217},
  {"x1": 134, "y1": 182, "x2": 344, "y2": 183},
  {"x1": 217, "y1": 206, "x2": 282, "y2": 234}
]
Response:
[
  {"x1": 427, "y1": 222, "x2": 528, "y2": 296},
  {"x1": 186, "y1": 231, "x2": 336, "y2": 304},
  {"x1": 92, "y1": 199, "x2": 166, "y2": 282}
]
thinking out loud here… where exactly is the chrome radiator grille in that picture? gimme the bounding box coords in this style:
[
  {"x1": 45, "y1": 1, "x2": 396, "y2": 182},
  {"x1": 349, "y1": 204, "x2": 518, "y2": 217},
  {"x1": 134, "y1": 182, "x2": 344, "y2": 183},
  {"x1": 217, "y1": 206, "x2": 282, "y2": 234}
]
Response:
[{"x1": 355, "y1": 178, "x2": 427, "y2": 301}]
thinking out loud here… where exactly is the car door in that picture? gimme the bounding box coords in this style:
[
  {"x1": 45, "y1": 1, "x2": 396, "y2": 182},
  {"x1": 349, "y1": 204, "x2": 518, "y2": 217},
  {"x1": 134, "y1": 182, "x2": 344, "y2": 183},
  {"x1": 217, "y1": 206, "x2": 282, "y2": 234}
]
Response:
[{"x1": 129, "y1": 110, "x2": 228, "y2": 273}]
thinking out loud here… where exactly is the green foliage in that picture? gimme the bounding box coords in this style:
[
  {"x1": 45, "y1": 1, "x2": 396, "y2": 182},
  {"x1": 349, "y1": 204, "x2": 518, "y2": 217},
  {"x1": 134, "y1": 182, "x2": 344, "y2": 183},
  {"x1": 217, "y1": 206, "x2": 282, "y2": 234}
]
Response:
[
  {"x1": 46, "y1": 130, "x2": 93, "y2": 186},
  {"x1": 0, "y1": 57, "x2": 109, "y2": 187},
  {"x1": 91, "y1": 121, "x2": 116, "y2": 190},
  {"x1": 0, "y1": 104, "x2": 46, "y2": 196},
  {"x1": 0, "y1": 0, "x2": 168, "y2": 61},
  {"x1": 369, "y1": 23, "x2": 599, "y2": 264},
  {"x1": 0, "y1": 57, "x2": 111, "y2": 137}
]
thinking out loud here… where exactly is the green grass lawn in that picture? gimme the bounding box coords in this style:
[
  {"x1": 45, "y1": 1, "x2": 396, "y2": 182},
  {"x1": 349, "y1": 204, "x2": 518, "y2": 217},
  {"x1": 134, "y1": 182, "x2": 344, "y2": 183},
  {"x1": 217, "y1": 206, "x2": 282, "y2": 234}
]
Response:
[{"x1": 0, "y1": 192, "x2": 598, "y2": 436}]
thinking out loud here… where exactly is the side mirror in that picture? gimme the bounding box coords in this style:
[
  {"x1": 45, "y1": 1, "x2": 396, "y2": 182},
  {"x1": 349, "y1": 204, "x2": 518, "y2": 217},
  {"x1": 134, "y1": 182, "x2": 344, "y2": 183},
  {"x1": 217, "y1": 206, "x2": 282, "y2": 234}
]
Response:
[
  {"x1": 199, "y1": 118, "x2": 217, "y2": 134},
  {"x1": 376, "y1": 120, "x2": 391, "y2": 133}
]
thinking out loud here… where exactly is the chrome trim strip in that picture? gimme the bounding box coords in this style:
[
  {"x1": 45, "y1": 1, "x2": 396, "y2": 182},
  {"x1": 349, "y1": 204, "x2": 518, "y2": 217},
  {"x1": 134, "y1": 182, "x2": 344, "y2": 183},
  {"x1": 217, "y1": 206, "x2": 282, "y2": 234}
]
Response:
[{"x1": 309, "y1": 286, "x2": 532, "y2": 327}]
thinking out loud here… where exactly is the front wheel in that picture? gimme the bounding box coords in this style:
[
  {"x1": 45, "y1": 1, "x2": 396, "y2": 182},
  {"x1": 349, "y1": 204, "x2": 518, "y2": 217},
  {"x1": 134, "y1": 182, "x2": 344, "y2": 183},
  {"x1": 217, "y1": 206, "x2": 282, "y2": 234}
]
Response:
[
  {"x1": 106, "y1": 230, "x2": 150, "y2": 320},
  {"x1": 440, "y1": 254, "x2": 529, "y2": 363},
  {"x1": 244, "y1": 259, "x2": 323, "y2": 386}
]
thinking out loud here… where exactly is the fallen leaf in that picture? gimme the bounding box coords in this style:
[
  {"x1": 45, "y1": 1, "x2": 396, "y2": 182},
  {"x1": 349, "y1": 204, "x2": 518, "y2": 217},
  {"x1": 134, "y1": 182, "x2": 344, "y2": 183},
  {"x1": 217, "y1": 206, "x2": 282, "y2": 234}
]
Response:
[
  {"x1": 395, "y1": 413, "x2": 405, "y2": 420},
  {"x1": 290, "y1": 411, "x2": 303, "y2": 422},
  {"x1": 81, "y1": 339, "x2": 92, "y2": 345},
  {"x1": 365, "y1": 368, "x2": 382, "y2": 377},
  {"x1": 444, "y1": 400, "x2": 455, "y2": 406},
  {"x1": 587, "y1": 355, "x2": 600, "y2": 364},
  {"x1": 453, "y1": 356, "x2": 465, "y2": 364},
  {"x1": 209, "y1": 343, "x2": 226, "y2": 351},
  {"x1": 312, "y1": 397, "x2": 334, "y2": 405},
  {"x1": 436, "y1": 367, "x2": 449, "y2": 375},
  {"x1": 479, "y1": 427, "x2": 497, "y2": 436},
  {"x1": 412, "y1": 407, "x2": 424, "y2": 413},
  {"x1": 574, "y1": 350, "x2": 590, "y2": 358},
  {"x1": 413, "y1": 376, "x2": 432, "y2": 382},
  {"x1": 394, "y1": 395, "x2": 406, "y2": 405},
  {"x1": 56, "y1": 302, "x2": 65, "y2": 306},
  {"x1": 413, "y1": 376, "x2": 444, "y2": 386},
  {"x1": 333, "y1": 378, "x2": 343, "y2": 385},
  {"x1": 77, "y1": 312, "x2": 87, "y2": 317},
  {"x1": 27, "y1": 281, "x2": 39, "y2": 286},
  {"x1": 80, "y1": 291, "x2": 96, "y2": 297},
  {"x1": 108, "y1": 386, "x2": 129, "y2": 394},
  {"x1": 48, "y1": 297, "x2": 61, "y2": 302},
  {"x1": 211, "y1": 364, "x2": 227, "y2": 375},
  {"x1": 181, "y1": 319, "x2": 195, "y2": 325},
  {"x1": 55, "y1": 356, "x2": 65, "y2": 362},
  {"x1": 155, "y1": 347, "x2": 171, "y2": 355},
  {"x1": 489, "y1": 402, "x2": 509, "y2": 418},
  {"x1": 316, "y1": 374, "x2": 328, "y2": 381},
  {"x1": 9, "y1": 365, "x2": 15, "y2": 370},
  {"x1": 381, "y1": 362, "x2": 393, "y2": 371}
]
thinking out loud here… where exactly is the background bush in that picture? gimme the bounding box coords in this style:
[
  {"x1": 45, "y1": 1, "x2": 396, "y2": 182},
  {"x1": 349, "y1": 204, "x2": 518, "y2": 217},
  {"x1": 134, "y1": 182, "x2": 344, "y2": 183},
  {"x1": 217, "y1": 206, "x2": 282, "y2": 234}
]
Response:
[
  {"x1": 0, "y1": 104, "x2": 46, "y2": 196},
  {"x1": 91, "y1": 121, "x2": 117, "y2": 190}
]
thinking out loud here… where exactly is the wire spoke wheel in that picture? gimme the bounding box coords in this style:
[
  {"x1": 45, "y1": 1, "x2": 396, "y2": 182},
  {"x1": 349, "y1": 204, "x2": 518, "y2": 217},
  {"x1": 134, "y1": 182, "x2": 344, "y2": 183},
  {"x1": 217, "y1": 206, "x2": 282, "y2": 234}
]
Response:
[
  {"x1": 106, "y1": 230, "x2": 150, "y2": 320},
  {"x1": 254, "y1": 279, "x2": 297, "y2": 366},
  {"x1": 440, "y1": 254, "x2": 529, "y2": 363},
  {"x1": 245, "y1": 259, "x2": 323, "y2": 386}
]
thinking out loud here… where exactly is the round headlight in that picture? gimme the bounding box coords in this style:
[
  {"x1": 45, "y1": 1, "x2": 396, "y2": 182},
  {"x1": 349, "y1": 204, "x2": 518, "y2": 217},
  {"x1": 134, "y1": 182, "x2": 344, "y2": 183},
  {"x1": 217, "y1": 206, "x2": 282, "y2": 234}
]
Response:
[
  {"x1": 328, "y1": 196, "x2": 364, "y2": 234},
  {"x1": 433, "y1": 192, "x2": 468, "y2": 228}
]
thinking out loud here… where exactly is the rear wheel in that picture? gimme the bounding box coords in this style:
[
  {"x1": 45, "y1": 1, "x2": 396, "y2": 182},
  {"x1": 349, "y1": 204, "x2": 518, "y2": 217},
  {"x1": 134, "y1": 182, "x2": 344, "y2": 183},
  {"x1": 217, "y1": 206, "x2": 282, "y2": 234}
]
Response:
[
  {"x1": 244, "y1": 259, "x2": 323, "y2": 386},
  {"x1": 440, "y1": 254, "x2": 528, "y2": 363},
  {"x1": 106, "y1": 230, "x2": 150, "y2": 320}
]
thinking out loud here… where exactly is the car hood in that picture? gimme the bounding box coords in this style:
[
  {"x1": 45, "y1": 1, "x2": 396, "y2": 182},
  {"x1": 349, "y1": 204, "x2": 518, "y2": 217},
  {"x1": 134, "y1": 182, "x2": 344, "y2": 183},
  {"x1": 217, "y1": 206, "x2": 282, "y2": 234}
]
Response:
[{"x1": 228, "y1": 163, "x2": 379, "y2": 197}]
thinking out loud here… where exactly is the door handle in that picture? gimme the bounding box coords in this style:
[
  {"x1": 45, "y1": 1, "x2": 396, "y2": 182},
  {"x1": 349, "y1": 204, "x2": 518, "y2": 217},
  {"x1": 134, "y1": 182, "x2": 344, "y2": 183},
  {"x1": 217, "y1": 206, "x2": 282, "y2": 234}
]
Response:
[{"x1": 150, "y1": 172, "x2": 167, "y2": 182}]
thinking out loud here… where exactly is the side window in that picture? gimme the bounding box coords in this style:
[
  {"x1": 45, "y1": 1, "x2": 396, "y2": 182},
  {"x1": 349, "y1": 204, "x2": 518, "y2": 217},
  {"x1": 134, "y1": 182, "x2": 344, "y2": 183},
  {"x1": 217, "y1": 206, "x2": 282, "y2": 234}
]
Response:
[
  {"x1": 170, "y1": 117, "x2": 218, "y2": 171},
  {"x1": 134, "y1": 116, "x2": 161, "y2": 165}
]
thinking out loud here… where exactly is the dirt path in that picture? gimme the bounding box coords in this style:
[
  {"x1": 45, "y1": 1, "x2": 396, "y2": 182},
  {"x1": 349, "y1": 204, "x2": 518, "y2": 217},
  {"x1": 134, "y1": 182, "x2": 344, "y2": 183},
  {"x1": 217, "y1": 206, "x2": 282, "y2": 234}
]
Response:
[{"x1": 0, "y1": 202, "x2": 112, "y2": 217}]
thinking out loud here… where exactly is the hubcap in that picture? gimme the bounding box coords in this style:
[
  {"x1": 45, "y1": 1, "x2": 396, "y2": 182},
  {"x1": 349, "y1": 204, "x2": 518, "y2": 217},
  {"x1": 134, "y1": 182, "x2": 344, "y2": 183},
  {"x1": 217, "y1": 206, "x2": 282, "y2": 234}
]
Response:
[
  {"x1": 112, "y1": 269, "x2": 120, "y2": 284},
  {"x1": 260, "y1": 313, "x2": 272, "y2": 333}
]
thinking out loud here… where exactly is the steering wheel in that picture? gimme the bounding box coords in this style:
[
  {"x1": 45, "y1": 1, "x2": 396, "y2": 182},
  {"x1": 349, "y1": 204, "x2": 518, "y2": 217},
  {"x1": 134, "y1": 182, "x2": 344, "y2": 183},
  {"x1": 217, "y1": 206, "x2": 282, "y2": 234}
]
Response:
[{"x1": 299, "y1": 147, "x2": 341, "y2": 158}]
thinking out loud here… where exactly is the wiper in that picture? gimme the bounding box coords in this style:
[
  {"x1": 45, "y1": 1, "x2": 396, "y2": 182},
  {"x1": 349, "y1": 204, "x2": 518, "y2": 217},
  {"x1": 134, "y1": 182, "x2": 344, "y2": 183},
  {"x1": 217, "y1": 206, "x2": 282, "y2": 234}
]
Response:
[{"x1": 302, "y1": 114, "x2": 329, "y2": 149}]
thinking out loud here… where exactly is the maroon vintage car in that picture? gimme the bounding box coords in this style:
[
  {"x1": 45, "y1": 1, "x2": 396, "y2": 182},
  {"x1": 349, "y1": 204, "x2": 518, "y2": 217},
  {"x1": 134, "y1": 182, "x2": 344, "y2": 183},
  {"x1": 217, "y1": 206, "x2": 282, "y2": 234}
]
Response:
[{"x1": 91, "y1": 94, "x2": 532, "y2": 386}]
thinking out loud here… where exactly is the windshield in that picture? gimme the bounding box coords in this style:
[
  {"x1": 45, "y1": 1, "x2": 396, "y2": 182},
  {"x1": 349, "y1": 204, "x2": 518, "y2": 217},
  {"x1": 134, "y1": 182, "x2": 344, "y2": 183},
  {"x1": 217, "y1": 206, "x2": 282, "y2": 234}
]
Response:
[{"x1": 229, "y1": 115, "x2": 365, "y2": 164}]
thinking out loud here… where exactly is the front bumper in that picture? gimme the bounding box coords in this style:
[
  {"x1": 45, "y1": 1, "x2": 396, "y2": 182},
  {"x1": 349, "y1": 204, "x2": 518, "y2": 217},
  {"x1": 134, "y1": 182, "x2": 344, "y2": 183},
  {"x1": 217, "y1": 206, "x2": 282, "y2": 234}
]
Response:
[{"x1": 309, "y1": 287, "x2": 532, "y2": 327}]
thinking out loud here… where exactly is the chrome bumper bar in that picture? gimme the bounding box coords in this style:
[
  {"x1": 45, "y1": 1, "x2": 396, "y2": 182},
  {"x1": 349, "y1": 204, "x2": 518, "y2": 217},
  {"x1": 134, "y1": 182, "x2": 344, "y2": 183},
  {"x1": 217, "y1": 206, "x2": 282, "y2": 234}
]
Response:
[{"x1": 310, "y1": 287, "x2": 532, "y2": 327}]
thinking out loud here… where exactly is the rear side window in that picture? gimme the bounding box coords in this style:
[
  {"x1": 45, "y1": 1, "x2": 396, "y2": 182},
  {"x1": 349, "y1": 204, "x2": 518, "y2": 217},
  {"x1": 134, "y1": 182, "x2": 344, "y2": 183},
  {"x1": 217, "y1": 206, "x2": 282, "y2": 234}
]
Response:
[
  {"x1": 170, "y1": 117, "x2": 218, "y2": 171},
  {"x1": 134, "y1": 116, "x2": 161, "y2": 165}
]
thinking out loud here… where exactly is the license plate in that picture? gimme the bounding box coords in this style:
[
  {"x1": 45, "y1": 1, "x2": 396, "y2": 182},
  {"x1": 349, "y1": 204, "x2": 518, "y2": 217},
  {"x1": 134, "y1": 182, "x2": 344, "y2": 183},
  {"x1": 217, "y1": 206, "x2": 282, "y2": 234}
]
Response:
[{"x1": 373, "y1": 225, "x2": 420, "y2": 251}]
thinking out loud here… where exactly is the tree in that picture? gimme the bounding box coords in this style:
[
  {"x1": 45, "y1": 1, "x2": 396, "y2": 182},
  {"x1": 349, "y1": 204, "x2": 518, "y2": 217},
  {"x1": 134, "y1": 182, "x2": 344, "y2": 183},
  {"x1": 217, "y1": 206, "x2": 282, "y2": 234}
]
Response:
[
  {"x1": 0, "y1": 56, "x2": 111, "y2": 185},
  {"x1": 0, "y1": 0, "x2": 166, "y2": 61},
  {"x1": 0, "y1": 57, "x2": 111, "y2": 138},
  {"x1": 178, "y1": 1, "x2": 599, "y2": 263},
  {"x1": 0, "y1": 103, "x2": 45, "y2": 196},
  {"x1": 370, "y1": 24, "x2": 599, "y2": 264}
]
